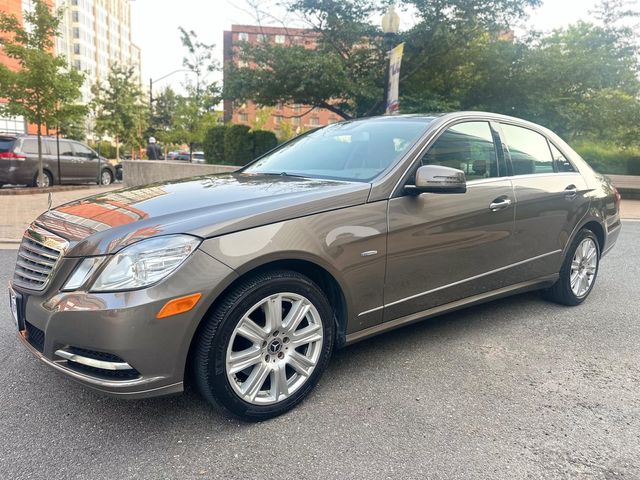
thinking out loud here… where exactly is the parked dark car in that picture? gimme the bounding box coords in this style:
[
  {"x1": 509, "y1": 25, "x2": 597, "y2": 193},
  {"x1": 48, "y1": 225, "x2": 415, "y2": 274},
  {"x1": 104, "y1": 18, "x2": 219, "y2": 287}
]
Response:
[
  {"x1": 9, "y1": 113, "x2": 621, "y2": 420},
  {"x1": 0, "y1": 133, "x2": 116, "y2": 187}
]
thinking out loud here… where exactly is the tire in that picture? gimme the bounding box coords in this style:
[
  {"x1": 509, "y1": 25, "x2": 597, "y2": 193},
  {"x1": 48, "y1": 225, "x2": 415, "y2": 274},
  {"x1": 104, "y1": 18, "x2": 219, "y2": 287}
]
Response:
[
  {"x1": 100, "y1": 169, "x2": 113, "y2": 185},
  {"x1": 545, "y1": 229, "x2": 600, "y2": 306},
  {"x1": 32, "y1": 170, "x2": 52, "y2": 188},
  {"x1": 193, "y1": 270, "x2": 334, "y2": 420}
]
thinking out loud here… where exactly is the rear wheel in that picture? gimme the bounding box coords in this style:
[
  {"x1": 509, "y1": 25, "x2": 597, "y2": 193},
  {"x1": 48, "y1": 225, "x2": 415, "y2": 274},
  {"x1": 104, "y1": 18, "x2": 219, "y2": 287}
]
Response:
[
  {"x1": 193, "y1": 270, "x2": 334, "y2": 420},
  {"x1": 32, "y1": 170, "x2": 52, "y2": 188},
  {"x1": 545, "y1": 229, "x2": 600, "y2": 306},
  {"x1": 100, "y1": 169, "x2": 113, "y2": 185}
]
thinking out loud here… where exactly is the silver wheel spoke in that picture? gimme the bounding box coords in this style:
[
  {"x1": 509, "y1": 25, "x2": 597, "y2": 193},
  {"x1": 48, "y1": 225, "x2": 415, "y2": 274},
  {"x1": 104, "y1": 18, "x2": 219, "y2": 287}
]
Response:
[
  {"x1": 228, "y1": 346, "x2": 263, "y2": 374},
  {"x1": 271, "y1": 363, "x2": 289, "y2": 401},
  {"x1": 291, "y1": 323, "x2": 322, "y2": 348},
  {"x1": 237, "y1": 317, "x2": 268, "y2": 344},
  {"x1": 283, "y1": 299, "x2": 310, "y2": 334},
  {"x1": 287, "y1": 350, "x2": 314, "y2": 377},
  {"x1": 241, "y1": 362, "x2": 271, "y2": 401},
  {"x1": 264, "y1": 296, "x2": 283, "y2": 333}
]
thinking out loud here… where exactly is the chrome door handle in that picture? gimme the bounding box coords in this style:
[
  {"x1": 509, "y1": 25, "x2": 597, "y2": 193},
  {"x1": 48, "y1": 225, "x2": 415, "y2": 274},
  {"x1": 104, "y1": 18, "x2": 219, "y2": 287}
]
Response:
[
  {"x1": 489, "y1": 198, "x2": 512, "y2": 211},
  {"x1": 564, "y1": 185, "x2": 578, "y2": 198}
]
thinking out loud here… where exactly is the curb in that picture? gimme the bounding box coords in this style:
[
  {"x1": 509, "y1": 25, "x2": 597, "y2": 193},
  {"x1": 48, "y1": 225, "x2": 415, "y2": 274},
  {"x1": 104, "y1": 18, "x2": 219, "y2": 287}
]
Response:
[{"x1": 0, "y1": 183, "x2": 120, "y2": 196}]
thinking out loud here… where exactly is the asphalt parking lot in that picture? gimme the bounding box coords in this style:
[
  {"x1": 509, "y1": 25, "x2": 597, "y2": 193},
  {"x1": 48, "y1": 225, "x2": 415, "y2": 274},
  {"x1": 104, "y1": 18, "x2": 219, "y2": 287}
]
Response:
[{"x1": 0, "y1": 222, "x2": 638, "y2": 480}]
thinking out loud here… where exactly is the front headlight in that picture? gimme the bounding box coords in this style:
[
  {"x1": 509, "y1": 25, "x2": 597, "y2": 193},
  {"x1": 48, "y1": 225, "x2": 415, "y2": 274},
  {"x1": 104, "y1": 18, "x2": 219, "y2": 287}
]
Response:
[{"x1": 87, "y1": 235, "x2": 201, "y2": 292}]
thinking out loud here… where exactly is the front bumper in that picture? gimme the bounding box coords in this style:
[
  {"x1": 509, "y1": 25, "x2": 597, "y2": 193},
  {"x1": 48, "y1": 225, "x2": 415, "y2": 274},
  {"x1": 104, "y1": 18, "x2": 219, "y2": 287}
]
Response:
[{"x1": 12, "y1": 249, "x2": 237, "y2": 399}]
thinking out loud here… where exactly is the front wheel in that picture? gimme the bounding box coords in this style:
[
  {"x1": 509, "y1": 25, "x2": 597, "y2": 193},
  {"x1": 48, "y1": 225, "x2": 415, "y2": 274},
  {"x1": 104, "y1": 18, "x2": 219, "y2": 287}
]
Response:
[
  {"x1": 545, "y1": 229, "x2": 600, "y2": 306},
  {"x1": 193, "y1": 270, "x2": 334, "y2": 420}
]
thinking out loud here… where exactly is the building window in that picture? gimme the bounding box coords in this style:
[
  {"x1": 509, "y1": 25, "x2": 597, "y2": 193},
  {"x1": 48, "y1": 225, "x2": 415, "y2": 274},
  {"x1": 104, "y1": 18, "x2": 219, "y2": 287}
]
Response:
[
  {"x1": 72, "y1": 11, "x2": 79, "y2": 22},
  {"x1": 292, "y1": 104, "x2": 301, "y2": 113},
  {"x1": 257, "y1": 33, "x2": 268, "y2": 43},
  {"x1": 275, "y1": 34, "x2": 285, "y2": 44},
  {"x1": 275, "y1": 102, "x2": 283, "y2": 111},
  {"x1": 238, "y1": 32, "x2": 249, "y2": 42},
  {"x1": 310, "y1": 117, "x2": 320, "y2": 126},
  {"x1": 293, "y1": 36, "x2": 302, "y2": 44},
  {"x1": 238, "y1": 113, "x2": 248, "y2": 123},
  {"x1": 292, "y1": 117, "x2": 300, "y2": 127},
  {"x1": 73, "y1": 27, "x2": 80, "y2": 39},
  {"x1": 273, "y1": 115, "x2": 282, "y2": 126},
  {"x1": 73, "y1": 43, "x2": 80, "y2": 55}
]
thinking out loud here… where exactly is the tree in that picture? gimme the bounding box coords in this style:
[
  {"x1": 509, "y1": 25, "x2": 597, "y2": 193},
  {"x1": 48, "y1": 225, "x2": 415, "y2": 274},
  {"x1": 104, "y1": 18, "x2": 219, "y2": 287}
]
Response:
[
  {"x1": 148, "y1": 86, "x2": 179, "y2": 144},
  {"x1": 224, "y1": 0, "x2": 541, "y2": 119},
  {"x1": 173, "y1": 28, "x2": 220, "y2": 160},
  {"x1": 0, "y1": 0, "x2": 84, "y2": 186},
  {"x1": 92, "y1": 65, "x2": 144, "y2": 160}
]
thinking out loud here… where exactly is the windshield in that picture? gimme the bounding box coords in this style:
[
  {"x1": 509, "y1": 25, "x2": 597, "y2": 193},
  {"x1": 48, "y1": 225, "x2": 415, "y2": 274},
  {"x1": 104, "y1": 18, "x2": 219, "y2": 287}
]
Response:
[{"x1": 244, "y1": 118, "x2": 433, "y2": 182}]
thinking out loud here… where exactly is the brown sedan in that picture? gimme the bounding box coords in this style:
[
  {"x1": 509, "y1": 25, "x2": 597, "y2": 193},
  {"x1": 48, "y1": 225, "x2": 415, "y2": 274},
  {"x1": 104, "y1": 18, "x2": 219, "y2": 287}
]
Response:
[{"x1": 9, "y1": 112, "x2": 621, "y2": 420}]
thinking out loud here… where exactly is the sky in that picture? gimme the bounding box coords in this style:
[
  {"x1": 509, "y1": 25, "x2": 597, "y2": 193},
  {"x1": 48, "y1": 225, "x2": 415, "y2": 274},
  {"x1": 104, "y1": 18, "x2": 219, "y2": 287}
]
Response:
[{"x1": 130, "y1": 0, "x2": 601, "y2": 95}]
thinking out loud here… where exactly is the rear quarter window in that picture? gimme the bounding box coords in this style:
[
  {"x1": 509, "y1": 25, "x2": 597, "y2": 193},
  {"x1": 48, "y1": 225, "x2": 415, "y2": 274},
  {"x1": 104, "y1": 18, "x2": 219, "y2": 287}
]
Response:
[
  {"x1": 0, "y1": 138, "x2": 16, "y2": 153},
  {"x1": 19, "y1": 138, "x2": 47, "y2": 155}
]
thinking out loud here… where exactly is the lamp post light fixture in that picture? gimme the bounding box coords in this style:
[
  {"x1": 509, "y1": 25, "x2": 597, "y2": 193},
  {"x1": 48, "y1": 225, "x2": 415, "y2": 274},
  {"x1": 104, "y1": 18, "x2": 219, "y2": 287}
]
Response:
[{"x1": 381, "y1": 5, "x2": 400, "y2": 114}]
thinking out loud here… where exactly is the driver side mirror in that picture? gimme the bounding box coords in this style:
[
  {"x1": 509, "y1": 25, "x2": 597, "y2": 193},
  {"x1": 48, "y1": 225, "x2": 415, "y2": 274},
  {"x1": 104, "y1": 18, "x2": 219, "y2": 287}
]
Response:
[{"x1": 405, "y1": 165, "x2": 467, "y2": 195}]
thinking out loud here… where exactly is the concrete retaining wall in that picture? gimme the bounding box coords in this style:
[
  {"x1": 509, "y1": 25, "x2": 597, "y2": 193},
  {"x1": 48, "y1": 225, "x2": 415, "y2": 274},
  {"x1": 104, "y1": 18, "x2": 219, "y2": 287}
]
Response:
[{"x1": 122, "y1": 160, "x2": 237, "y2": 187}]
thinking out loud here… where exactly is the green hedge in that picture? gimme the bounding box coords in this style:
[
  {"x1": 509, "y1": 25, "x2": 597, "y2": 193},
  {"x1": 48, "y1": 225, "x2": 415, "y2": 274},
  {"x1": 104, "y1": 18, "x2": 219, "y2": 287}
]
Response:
[
  {"x1": 574, "y1": 141, "x2": 640, "y2": 176},
  {"x1": 203, "y1": 125, "x2": 278, "y2": 166},
  {"x1": 88, "y1": 141, "x2": 117, "y2": 159}
]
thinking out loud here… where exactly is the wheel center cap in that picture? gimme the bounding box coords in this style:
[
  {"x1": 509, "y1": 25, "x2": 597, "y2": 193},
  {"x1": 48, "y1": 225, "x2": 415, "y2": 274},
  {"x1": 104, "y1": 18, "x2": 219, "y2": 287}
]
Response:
[{"x1": 267, "y1": 338, "x2": 283, "y2": 355}]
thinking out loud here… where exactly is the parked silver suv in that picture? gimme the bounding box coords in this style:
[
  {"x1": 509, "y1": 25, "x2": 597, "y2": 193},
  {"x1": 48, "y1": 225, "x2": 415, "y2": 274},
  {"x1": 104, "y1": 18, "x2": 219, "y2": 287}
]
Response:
[{"x1": 0, "y1": 134, "x2": 116, "y2": 187}]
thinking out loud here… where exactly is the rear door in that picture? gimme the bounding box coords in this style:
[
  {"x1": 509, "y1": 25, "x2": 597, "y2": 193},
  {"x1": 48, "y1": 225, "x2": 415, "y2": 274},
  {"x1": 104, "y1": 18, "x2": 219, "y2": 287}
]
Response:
[
  {"x1": 384, "y1": 121, "x2": 518, "y2": 321},
  {"x1": 498, "y1": 122, "x2": 591, "y2": 280}
]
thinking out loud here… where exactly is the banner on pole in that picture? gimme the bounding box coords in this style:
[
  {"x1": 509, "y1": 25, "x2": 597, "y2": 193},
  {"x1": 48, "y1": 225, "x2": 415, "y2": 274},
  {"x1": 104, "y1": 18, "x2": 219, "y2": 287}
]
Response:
[{"x1": 385, "y1": 42, "x2": 405, "y2": 115}]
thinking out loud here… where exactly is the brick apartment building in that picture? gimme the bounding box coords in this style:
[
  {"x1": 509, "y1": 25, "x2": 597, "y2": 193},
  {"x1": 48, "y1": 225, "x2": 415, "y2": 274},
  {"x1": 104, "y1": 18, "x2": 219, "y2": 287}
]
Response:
[{"x1": 223, "y1": 24, "x2": 341, "y2": 137}]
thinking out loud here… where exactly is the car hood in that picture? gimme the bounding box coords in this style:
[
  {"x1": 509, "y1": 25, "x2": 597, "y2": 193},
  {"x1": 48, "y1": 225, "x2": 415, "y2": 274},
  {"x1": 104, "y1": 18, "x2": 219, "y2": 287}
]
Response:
[{"x1": 35, "y1": 173, "x2": 371, "y2": 257}]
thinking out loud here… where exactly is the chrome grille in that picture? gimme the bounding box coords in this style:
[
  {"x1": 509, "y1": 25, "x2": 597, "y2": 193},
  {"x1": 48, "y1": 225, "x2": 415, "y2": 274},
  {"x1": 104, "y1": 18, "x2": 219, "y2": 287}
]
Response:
[{"x1": 13, "y1": 225, "x2": 68, "y2": 291}]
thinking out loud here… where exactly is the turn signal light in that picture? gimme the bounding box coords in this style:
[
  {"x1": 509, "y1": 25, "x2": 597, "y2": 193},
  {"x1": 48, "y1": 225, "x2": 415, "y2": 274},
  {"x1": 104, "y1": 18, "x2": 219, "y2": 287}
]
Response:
[
  {"x1": 613, "y1": 187, "x2": 621, "y2": 210},
  {"x1": 156, "y1": 293, "x2": 202, "y2": 319}
]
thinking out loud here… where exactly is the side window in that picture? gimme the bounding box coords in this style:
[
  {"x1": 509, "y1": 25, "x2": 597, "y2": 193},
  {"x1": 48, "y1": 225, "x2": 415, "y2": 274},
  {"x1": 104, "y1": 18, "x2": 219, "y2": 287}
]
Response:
[
  {"x1": 58, "y1": 141, "x2": 74, "y2": 156},
  {"x1": 420, "y1": 121, "x2": 499, "y2": 180},
  {"x1": 549, "y1": 143, "x2": 576, "y2": 173},
  {"x1": 500, "y1": 124, "x2": 554, "y2": 175},
  {"x1": 73, "y1": 142, "x2": 95, "y2": 159},
  {"x1": 20, "y1": 139, "x2": 47, "y2": 155}
]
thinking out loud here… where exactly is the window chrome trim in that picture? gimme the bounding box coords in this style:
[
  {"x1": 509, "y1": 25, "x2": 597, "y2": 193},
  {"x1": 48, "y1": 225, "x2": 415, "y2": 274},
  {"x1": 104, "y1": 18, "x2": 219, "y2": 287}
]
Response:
[{"x1": 357, "y1": 249, "x2": 561, "y2": 316}]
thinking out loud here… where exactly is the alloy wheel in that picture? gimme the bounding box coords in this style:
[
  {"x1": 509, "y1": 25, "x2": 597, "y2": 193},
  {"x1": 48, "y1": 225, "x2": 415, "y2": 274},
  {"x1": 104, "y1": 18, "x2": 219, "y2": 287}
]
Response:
[
  {"x1": 225, "y1": 292, "x2": 324, "y2": 405},
  {"x1": 101, "y1": 170, "x2": 112, "y2": 185},
  {"x1": 570, "y1": 237, "x2": 598, "y2": 298}
]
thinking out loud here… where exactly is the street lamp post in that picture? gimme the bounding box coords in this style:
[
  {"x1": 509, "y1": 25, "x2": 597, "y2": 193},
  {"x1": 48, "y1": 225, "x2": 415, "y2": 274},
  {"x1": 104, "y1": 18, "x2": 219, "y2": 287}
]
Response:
[
  {"x1": 148, "y1": 69, "x2": 192, "y2": 159},
  {"x1": 381, "y1": 5, "x2": 400, "y2": 114}
]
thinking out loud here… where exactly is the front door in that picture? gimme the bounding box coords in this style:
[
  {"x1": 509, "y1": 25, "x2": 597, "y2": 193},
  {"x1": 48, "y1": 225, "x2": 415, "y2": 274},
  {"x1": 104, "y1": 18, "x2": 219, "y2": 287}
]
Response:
[
  {"x1": 55, "y1": 140, "x2": 79, "y2": 183},
  {"x1": 384, "y1": 121, "x2": 518, "y2": 321}
]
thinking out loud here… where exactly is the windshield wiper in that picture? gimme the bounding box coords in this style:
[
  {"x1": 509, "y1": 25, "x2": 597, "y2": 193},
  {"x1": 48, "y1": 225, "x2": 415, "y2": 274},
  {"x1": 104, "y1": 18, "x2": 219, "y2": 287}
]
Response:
[{"x1": 259, "y1": 171, "x2": 307, "y2": 178}]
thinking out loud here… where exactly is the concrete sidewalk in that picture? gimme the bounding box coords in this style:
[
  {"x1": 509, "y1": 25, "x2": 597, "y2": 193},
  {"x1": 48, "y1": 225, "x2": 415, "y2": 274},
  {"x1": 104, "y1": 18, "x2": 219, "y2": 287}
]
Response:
[{"x1": 0, "y1": 185, "x2": 118, "y2": 246}]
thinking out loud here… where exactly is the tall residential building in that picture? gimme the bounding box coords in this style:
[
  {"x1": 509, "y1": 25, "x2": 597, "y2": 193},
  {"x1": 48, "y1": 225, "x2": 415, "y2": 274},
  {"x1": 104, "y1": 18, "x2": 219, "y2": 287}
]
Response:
[
  {"x1": 223, "y1": 25, "x2": 340, "y2": 137},
  {"x1": 56, "y1": 0, "x2": 142, "y2": 104}
]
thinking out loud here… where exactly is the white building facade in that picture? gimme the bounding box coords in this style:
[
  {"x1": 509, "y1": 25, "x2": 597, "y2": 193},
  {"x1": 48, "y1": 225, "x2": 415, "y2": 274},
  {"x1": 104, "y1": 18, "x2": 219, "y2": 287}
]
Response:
[{"x1": 56, "y1": 0, "x2": 142, "y2": 104}]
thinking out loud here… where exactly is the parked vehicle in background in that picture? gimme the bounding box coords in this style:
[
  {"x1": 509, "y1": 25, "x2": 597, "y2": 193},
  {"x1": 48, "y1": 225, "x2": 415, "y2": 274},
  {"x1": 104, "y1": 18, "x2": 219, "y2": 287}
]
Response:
[
  {"x1": 174, "y1": 151, "x2": 191, "y2": 161},
  {"x1": 0, "y1": 133, "x2": 117, "y2": 187},
  {"x1": 8, "y1": 113, "x2": 621, "y2": 421},
  {"x1": 192, "y1": 151, "x2": 206, "y2": 163}
]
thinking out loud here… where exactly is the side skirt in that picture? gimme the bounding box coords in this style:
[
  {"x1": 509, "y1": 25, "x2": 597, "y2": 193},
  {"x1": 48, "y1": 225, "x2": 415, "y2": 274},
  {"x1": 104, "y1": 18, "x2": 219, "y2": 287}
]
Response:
[{"x1": 344, "y1": 274, "x2": 558, "y2": 346}]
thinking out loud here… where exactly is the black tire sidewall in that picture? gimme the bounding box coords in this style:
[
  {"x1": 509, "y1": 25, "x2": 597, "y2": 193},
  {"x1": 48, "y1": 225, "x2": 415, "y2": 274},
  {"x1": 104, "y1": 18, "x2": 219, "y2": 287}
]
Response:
[
  {"x1": 559, "y1": 229, "x2": 600, "y2": 304},
  {"x1": 200, "y1": 272, "x2": 334, "y2": 420}
]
